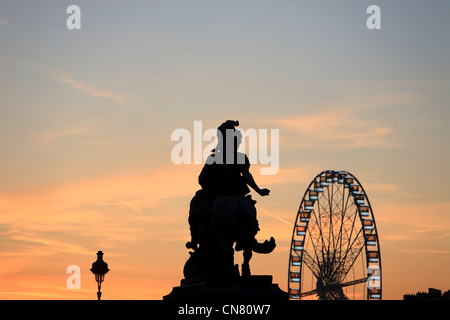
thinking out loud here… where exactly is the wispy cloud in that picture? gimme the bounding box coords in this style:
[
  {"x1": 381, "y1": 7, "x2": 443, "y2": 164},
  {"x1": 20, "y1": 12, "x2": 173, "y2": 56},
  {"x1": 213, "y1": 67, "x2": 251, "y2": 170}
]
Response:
[
  {"x1": 248, "y1": 80, "x2": 429, "y2": 151},
  {"x1": 269, "y1": 108, "x2": 396, "y2": 150},
  {"x1": 400, "y1": 249, "x2": 450, "y2": 255},
  {"x1": 46, "y1": 71, "x2": 127, "y2": 103},
  {"x1": 253, "y1": 164, "x2": 321, "y2": 187},
  {"x1": 376, "y1": 201, "x2": 450, "y2": 247},
  {"x1": 9, "y1": 234, "x2": 94, "y2": 256},
  {"x1": 0, "y1": 19, "x2": 9, "y2": 26},
  {"x1": 34, "y1": 126, "x2": 92, "y2": 145},
  {"x1": 259, "y1": 208, "x2": 292, "y2": 226},
  {"x1": 0, "y1": 57, "x2": 127, "y2": 103},
  {"x1": 0, "y1": 164, "x2": 198, "y2": 233},
  {"x1": 363, "y1": 182, "x2": 399, "y2": 192}
]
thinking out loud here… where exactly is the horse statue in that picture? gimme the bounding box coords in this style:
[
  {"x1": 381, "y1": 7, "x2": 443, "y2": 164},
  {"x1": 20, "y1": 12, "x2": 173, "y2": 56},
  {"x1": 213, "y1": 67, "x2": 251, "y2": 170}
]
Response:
[
  {"x1": 183, "y1": 191, "x2": 276, "y2": 284},
  {"x1": 181, "y1": 120, "x2": 276, "y2": 285}
]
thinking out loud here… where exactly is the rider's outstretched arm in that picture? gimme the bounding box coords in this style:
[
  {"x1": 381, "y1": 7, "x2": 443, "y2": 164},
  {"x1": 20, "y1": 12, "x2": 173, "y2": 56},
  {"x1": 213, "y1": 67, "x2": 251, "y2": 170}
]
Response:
[{"x1": 242, "y1": 168, "x2": 270, "y2": 196}]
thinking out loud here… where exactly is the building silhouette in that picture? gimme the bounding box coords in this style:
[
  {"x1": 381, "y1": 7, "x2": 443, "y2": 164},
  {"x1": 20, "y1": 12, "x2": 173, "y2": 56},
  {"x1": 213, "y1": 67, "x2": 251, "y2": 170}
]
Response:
[{"x1": 404, "y1": 288, "x2": 450, "y2": 300}]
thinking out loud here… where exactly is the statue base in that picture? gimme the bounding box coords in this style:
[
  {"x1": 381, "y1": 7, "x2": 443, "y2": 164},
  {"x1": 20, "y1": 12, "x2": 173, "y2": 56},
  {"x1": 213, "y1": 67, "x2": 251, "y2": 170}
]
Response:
[{"x1": 163, "y1": 275, "x2": 288, "y2": 300}]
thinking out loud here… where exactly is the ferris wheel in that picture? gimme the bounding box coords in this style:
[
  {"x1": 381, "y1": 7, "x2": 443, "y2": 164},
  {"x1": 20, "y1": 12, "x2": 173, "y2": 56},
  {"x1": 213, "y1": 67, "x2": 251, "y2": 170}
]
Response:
[{"x1": 288, "y1": 170, "x2": 382, "y2": 300}]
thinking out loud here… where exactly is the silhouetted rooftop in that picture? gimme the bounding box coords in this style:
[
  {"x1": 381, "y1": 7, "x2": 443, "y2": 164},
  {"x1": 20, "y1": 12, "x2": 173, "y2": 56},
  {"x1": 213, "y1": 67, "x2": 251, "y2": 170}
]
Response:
[{"x1": 404, "y1": 288, "x2": 450, "y2": 300}]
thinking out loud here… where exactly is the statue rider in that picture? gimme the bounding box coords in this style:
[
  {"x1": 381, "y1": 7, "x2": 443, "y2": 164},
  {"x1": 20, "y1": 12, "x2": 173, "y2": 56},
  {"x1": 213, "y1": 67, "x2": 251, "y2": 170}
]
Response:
[
  {"x1": 199, "y1": 120, "x2": 270, "y2": 203},
  {"x1": 187, "y1": 120, "x2": 271, "y2": 252}
]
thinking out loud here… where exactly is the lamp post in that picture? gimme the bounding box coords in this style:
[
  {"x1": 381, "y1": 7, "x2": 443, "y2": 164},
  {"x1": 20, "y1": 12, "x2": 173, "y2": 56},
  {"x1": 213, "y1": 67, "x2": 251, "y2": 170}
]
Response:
[{"x1": 90, "y1": 251, "x2": 109, "y2": 300}]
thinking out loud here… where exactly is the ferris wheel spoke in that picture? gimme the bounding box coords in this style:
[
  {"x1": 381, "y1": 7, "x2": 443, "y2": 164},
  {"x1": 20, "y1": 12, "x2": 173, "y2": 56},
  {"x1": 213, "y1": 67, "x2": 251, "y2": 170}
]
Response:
[
  {"x1": 302, "y1": 249, "x2": 322, "y2": 280},
  {"x1": 299, "y1": 277, "x2": 368, "y2": 299},
  {"x1": 304, "y1": 201, "x2": 323, "y2": 269},
  {"x1": 305, "y1": 222, "x2": 324, "y2": 278},
  {"x1": 305, "y1": 219, "x2": 331, "y2": 283},
  {"x1": 314, "y1": 193, "x2": 328, "y2": 268},
  {"x1": 332, "y1": 185, "x2": 348, "y2": 271},
  {"x1": 340, "y1": 228, "x2": 377, "y2": 281},
  {"x1": 299, "y1": 288, "x2": 318, "y2": 298},
  {"x1": 331, "y1": 198, "x2": 359, "y2": 280},
  {"x1": 337, "y1": 185, "x2": 350, "y2": 267},
  {"x1": 339, "y1": 277, "x2": 368, "y2": 288},
  {"x1": 340, "y1": 202, "x2": 360, "y2": 258},
  {"x1": 329, "y1": 188, "x2": 356, "y2": 278},
  {"x1": 327, "y1": 184, "x2": 336, "y2": 266},
  {"x1": 331, "y1": 226, "x2": 366, "y2": 282},
  {"x1": 327, "y1": 185, "x2": 333, "y2": 255},
  {"x1": 330, "y1": 184, "x2": 348, "y2": 270}
]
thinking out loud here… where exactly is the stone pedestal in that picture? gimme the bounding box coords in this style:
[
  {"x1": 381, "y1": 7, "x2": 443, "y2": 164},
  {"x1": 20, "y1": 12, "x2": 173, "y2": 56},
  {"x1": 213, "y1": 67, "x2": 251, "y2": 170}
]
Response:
[{"x1": 164, "y1": 275, "x2": 288, "y2": 300}]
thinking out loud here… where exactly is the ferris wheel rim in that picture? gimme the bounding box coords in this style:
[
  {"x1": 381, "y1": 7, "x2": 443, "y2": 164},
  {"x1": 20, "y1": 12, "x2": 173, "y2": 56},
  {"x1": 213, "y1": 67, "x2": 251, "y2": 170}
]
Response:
[{"x1": 288, "y1": 170, "x2": 382, "y2": 300}]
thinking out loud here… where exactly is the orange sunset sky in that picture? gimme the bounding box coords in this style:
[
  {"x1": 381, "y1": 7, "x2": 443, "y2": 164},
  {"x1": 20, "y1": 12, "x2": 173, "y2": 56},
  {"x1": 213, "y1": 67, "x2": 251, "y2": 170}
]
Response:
[{"x1": 1, "y1": 1, "x2": 449, "y2": 300}]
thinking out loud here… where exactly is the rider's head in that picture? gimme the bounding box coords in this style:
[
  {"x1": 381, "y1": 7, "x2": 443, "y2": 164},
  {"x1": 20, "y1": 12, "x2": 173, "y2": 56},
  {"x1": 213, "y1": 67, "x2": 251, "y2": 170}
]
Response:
[
  {"x1": 214, "y1": 120, "x2": 240, "y2": 154},
  {"x1": 217, "y1": 120, "x2": 239, "y2": 137}
]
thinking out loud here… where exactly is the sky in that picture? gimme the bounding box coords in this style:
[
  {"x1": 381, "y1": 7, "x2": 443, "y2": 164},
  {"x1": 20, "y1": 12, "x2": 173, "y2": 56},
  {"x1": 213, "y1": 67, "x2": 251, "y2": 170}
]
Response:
[{"x1": 0, "y1": 0, "x2": 449, "y2": 300}]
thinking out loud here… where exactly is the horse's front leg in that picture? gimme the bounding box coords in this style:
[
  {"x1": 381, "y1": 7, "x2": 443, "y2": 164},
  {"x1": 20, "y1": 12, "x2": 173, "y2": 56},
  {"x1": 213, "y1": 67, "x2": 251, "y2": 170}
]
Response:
[{"x1": 242, "y1": 248, "x2": 252, "y2": 278}]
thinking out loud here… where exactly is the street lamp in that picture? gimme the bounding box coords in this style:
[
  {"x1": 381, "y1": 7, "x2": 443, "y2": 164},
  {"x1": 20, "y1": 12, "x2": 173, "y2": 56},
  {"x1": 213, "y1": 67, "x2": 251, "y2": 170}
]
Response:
[{"x1": 90, "y1": 251, "x2": 110, "y2": 300}]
